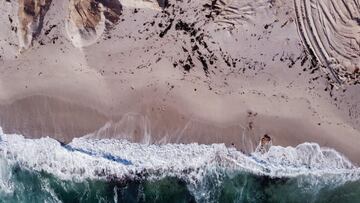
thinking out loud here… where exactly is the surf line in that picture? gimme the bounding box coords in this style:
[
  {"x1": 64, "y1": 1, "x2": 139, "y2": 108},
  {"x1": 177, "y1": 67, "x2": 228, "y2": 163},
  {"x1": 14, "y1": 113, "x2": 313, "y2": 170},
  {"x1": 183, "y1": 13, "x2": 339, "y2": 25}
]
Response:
[{"x1": 60, "y1": 142, "x2": 132, "y2": 166}]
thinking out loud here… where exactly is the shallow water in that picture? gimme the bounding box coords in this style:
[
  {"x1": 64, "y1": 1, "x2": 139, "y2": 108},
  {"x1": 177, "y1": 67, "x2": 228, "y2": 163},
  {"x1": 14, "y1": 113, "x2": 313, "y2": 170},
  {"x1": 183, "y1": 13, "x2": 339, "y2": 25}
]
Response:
[{"x1": 1, "y1": 128, "x2": 359, "y2": 203}]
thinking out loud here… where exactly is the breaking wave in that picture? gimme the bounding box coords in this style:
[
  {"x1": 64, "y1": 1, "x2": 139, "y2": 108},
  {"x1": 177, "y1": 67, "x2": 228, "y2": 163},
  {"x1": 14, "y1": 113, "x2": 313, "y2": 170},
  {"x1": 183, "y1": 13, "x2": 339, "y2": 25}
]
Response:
[{"x1": 0, "y1": 127, "x2": 359, "y2": 202}]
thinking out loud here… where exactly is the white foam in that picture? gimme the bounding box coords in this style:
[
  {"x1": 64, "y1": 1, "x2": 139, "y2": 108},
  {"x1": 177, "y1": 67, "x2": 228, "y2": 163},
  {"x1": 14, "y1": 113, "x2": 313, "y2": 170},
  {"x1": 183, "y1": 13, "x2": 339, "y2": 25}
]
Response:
[
  {"x1": 0, "y1": 127, "x2": 359, "y2": 189},
  {"x1": 0, "y1": 157, "x2": 14, "y2": 194}
]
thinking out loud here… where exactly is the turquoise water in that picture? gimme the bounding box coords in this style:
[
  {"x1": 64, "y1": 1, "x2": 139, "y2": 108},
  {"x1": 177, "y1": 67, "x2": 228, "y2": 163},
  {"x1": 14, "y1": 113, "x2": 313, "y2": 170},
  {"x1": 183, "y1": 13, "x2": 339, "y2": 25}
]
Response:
[{"x1": 1, "y1": 165, "x2": 360, "y2": 203}]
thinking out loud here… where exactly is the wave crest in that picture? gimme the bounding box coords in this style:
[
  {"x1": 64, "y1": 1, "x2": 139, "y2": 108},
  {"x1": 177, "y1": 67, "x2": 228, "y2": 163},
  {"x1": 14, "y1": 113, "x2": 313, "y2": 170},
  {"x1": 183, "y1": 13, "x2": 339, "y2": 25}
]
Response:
[
  {"x1": 0, "y1": 133, "x2": 234, "y2": 182},
  {"x1": 0, "y1": 127, "x2": 359, "y2": 195}
]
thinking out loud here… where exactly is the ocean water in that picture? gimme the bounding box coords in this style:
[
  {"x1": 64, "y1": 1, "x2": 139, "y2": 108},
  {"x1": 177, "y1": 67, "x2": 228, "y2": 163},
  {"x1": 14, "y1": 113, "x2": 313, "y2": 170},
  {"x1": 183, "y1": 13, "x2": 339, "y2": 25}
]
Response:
[{"x1": 0, "y1": 127, "x2": 359, "y2": 203}]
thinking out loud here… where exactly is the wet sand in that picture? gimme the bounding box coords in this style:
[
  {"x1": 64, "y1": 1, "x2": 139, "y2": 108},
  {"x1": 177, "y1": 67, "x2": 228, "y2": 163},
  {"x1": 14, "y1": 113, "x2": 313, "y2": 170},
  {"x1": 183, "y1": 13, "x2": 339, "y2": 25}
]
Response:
[{"x1": 1, "y1": 88, "x2": 359, "y2": 164}]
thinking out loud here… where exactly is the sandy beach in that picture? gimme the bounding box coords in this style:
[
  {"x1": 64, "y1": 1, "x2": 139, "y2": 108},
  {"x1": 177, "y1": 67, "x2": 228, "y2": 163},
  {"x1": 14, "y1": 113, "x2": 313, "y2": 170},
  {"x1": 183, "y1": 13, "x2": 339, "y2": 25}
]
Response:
[{"x1": 0, "y1": 0, "x2": 359, "y2": 164}]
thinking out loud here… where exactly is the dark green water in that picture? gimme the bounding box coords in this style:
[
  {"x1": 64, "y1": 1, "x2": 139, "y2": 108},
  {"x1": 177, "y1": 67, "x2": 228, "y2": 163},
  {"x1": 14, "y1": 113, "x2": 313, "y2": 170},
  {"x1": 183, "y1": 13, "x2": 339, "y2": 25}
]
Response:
[{"x1": 1, "y1": 166, "x2": 360, "y2": 203}]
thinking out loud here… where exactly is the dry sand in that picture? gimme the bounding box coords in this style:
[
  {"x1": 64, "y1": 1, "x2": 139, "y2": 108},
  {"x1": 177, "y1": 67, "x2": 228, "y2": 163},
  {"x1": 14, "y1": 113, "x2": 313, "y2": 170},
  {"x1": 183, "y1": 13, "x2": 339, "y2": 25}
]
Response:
[{"x1": 0, "y1": 0, "x2": 359, "y2": 163}]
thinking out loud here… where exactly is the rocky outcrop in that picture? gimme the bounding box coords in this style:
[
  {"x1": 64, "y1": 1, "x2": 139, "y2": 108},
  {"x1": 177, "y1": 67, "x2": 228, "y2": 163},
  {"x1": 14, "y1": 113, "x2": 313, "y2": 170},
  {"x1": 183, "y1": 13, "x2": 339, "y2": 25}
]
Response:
[
  {"x1": 18, "y1": 0, "x2": 52, "y2": 50},
  {"x1": 70, "y1": 0, "x2": 102, "y2": 33},
  {"x1": 66, "y1": 0, "x2": 122, "y2": 47},
  {"x1": 98, "y1": 0, "x2": 122, "y2": 27},
  {"x1": 255, "y1": 134, "x2": 272, "y2": 154},
  {"x1": 157, "y1": 0, "x2": 169, "y2": 8},
  {"x1": 16, "y1": 0, "x2": 169, "y2": 49}
]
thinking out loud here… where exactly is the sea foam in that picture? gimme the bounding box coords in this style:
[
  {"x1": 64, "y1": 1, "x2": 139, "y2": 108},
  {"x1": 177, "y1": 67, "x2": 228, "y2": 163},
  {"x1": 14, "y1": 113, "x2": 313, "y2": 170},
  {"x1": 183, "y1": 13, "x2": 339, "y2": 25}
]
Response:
[{"x1": 0, "y1": 127, "x2": 359, "y2": 191}]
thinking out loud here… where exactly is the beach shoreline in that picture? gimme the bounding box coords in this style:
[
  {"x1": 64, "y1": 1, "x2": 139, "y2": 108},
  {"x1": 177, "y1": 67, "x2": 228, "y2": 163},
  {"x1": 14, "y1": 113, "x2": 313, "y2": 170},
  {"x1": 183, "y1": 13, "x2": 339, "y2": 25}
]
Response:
[
  {"x1": 0, "y1": 90, "x2": 359, "y2": 164},
  {"x1": 0, "y1": 0, "x2": 359, "y2": 165}
]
